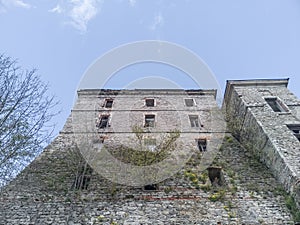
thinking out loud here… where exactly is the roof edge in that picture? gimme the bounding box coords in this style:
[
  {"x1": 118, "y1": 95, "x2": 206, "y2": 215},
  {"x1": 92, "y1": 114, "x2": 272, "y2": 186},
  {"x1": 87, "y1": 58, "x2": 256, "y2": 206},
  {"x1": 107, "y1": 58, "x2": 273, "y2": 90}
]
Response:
[
  {"x1": 226, "y1": 78, "x2": 289, "y2": 87},
  {"x1": 223, "y1": 78, "x2": 290, "y2": 108},
  {"x1": 77, "y1": 89, "x2": 217, "y2": 98}
]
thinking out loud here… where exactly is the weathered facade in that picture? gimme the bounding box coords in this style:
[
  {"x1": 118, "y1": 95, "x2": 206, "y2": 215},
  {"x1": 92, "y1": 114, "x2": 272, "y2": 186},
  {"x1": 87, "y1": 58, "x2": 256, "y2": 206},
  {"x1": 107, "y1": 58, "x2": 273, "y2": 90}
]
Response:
[
  {"x1": 0, "y1": 79, "x2": 299, "y2": 224},
  {"x1": 71, "y1": 89, "x2": 221, "y2": 187},
  {"x1": 223, "y1": 78, "x2": 300, "y2": 209}
]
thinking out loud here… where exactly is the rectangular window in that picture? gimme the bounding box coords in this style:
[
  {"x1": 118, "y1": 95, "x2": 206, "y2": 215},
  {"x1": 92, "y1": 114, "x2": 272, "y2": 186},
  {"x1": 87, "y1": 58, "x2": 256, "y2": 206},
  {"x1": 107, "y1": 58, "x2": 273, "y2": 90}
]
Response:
[
  {"x1": 104, "y1": 99, "x2": 113, "y2": 108},
  {"x1": 185, "y1": 98, "x2": 195, "y2": 107},
  {"x1": 265, "y1": 97, "x2": 287, "y2": 112},
  {"x1": 145, "y1": 98, "x2": 155, "y2": 107},
  {"x1": 145, "y1": 115, "x2": 155, "y2": 127},
  {"x1": 189, "y1": 115, "x2": 200, "y2": 127},
  {"x1": 72, "y1": 164, "x2": 93, "y2": 190},
  {"x1": 144, "y1": 138, "x2": 156, "y2": 151},
  {"x1": 197, "y1": 139, "x2": 207, "y2": 152},
  {"x1": 287, "y1": 125, "x2": 300, "y2": 141},
  {"x1": 98, "y1": 115, "x2": 109, "y2": 128},
  {"x1": 144, "y1": 184, "x2": 158, "y2": 191}
]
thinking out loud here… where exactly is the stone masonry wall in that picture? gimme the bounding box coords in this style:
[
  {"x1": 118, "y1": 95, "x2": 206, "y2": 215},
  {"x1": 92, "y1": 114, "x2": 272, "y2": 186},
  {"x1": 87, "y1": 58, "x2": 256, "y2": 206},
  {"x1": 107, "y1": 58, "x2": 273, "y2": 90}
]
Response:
[
  {"x1": 0, "y1": 87, "x2": 297, "y2": 224},
  {"x1": 0, "y1": 120, "x2": 294, "y2": 224},
  {"x1": 71, "y1": 89, "x2": 221, "y2": 185},
  {"x1": 223, "y1": 80, "x2": 300, "y2": 209}
]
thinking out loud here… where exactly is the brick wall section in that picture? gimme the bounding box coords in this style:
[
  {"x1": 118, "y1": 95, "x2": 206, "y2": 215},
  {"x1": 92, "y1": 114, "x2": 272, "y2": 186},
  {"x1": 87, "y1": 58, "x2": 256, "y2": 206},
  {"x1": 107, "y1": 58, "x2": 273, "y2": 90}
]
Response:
[{"x1": 223, "y1": 79, "x2": 300, "y2": 207}]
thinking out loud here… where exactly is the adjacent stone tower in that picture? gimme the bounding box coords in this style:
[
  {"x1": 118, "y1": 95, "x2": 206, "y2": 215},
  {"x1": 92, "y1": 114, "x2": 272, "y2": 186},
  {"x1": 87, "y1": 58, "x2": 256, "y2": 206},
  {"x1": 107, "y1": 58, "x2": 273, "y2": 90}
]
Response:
[{"x1": 223, "y1": 78, "x2": 300, "y2": 207}]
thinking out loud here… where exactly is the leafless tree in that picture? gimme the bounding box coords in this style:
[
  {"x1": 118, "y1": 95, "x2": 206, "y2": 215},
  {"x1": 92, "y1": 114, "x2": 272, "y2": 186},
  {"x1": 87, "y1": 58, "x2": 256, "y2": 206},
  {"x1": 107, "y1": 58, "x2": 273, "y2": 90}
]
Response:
[{"x1": 0, "y1": 54, "x2": 59, "y2": 186}]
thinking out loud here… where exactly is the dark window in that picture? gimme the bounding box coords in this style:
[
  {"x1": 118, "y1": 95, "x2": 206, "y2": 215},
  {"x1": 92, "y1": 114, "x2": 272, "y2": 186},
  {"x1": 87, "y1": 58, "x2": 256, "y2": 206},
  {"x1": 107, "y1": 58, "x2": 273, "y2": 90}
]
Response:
[
  {"x1": 72, "y1": 164, "x2": 93, "y2": 190},
  {"x1": 98, "y1": 115, "x2": 109, "y2": 128},
  {"x1": 185, "y1": 98, "x2": 194, "y2": 107},
  {"x1": 287, "y1": 125, "x2": 300, "y2": 141},
  {"x1": 265, "y1": 97, "x2": 287, "y2": 112},
  {"x1": 189, "y1": 115, "x2": 200, "y2": 127},
  {"x1": 104, "y1": 99, "x2": 113, "y2": 108},
  {"x1": 93, "y1": 136, "x2": 105, "y2": 144},
  {"x1": 197, "y1": 139, "x2": 207, "y2": 152},
  {"x1": 144, "y1": 184, "x2": 158, "y2": 191},
  {"x1": 144, "y1": 138, "x2": 156, "y2": 151},
  {"x1": 145, "y1": 99, "x2": 155, "y2": 107},
  {"x1": 207, "y1": 166, "x2": 224, "y2": 186},
  {"x1": 145, "y1": 115, "x2": 155, "y2": 127}
]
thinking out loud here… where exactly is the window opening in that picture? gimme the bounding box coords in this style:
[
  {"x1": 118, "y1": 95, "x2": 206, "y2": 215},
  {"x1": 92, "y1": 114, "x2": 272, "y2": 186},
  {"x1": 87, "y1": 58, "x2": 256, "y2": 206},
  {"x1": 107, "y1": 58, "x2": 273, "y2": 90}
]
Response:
[
  {"x1": 97, "y1": 115, "x2": 109, "y2": 128},
  {"x1": 265, "y1": 97, "x2": 287, "y2": 112},
  {"x1": 287, "y1": 125, "x2": 300, "y2": 141},
  {"x1": 104, "y1": 99, "x2": 113, "y2": 108},
  {"x1": 145, "y1": 99, "x2": 155, "y2": 107},
  {"x1": 100, "y1": 136, "x2": 105, "y2": 143},
  {"x1": 96, "y1": 136, "x2": 105, "y2": 143},
  {"x1": 185, "y1": 98, "x2": 194, "y2": 107},
  {"x1": 197, "y1": 138, "x2": 207, "y2": 152},
  {"x1": 92, "y1": 137, "x2": 105, "y2": 148},
  {"x1": 207, "y1": 166, "x2": 224, "y2": 186},
  {"x1": 145, "y1": 115, "x2": 155, "y2": 127},
  {"x1": 144, "y1": 184, "x2": 158, "y2": 191},
  {"x1": 72, "y1": 164, "x2": 93, "y2": 190},
  {"x1": 189, "y1": 115, "x2": 200, "y2": 127}
]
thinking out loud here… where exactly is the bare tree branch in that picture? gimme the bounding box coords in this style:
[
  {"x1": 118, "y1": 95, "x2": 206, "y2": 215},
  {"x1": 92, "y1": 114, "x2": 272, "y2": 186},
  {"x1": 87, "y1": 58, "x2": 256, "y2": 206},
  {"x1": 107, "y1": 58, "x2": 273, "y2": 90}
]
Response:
[{"x1": 0, "y1": 54, "x2": 59, "y2": 187}]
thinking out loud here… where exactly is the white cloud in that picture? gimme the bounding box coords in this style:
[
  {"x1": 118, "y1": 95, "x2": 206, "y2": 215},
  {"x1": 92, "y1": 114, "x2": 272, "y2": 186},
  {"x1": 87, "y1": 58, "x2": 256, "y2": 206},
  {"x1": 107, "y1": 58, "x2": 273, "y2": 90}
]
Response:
[
  {"x1": 150, "y1": 12, "x2": 164, "y2": 31},
  {"x1": 128, "y1": 0, "x2": 136, "y2": 7},
  {"x1": 69, "y1": 0, "x2": 100, "y2": 32},
  {"x1": 0, "y1": 2, "x2": 5, "y2": 13},
  {"x1": 0, "y1": 0, "x2": 31, "y2": 11},
  {"x1": 49, "y1": 0, "x2": 101, "y2": 33},
  {"x1": 49, "y1": 4, "x2": 63, "y2": 14},
  {"x1": 11, "y1": 0, "x2": 30, "y2": 8}
]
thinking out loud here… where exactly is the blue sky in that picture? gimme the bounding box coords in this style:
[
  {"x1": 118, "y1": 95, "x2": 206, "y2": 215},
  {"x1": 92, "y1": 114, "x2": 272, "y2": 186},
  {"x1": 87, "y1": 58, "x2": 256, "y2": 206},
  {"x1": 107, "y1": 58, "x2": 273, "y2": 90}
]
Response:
[{"x1": 1, "y1": 0, "x2": 300, "y2": 136}]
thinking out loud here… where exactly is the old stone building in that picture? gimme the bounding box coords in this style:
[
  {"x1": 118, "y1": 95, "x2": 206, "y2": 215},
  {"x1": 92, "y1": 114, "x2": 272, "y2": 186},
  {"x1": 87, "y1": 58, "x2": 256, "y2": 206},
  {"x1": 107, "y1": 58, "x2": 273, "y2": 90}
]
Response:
[
  {"x1": 223, "y1": 79, "x2": 300, "y2": 211},
  {"x1": 71, "y1": 88, "x2": 222, "y2": 187},
  {"x1": 0, "y1": 79, "x2": 299, "y2": 224}
]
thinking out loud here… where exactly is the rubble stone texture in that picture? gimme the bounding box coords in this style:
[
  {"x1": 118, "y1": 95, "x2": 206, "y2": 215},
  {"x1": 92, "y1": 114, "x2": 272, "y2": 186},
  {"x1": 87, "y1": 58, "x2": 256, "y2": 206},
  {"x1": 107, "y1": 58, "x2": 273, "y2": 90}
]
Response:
[
  {"x1": 0, "y1": 79, "x2": 299, "y2": 224},
  {"x1": 224, "y1": 79, "x2": 300, "y2": 209}
]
